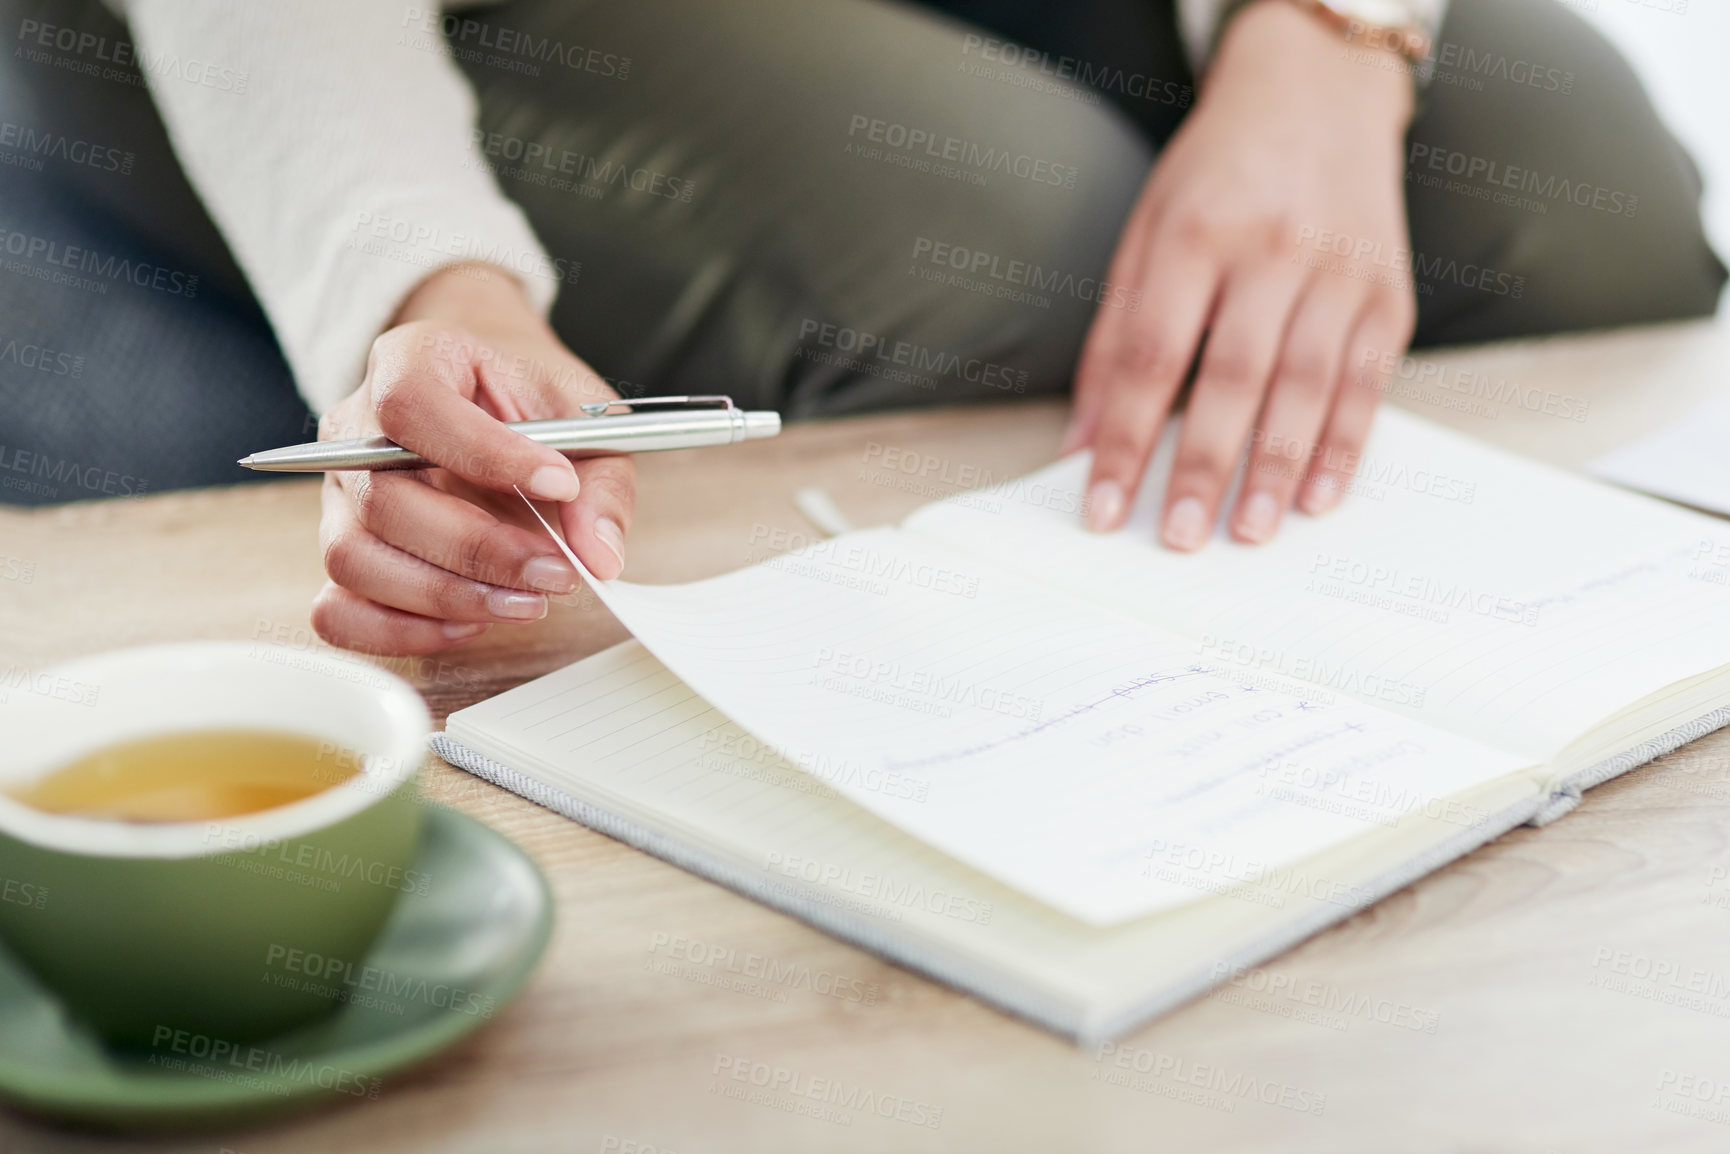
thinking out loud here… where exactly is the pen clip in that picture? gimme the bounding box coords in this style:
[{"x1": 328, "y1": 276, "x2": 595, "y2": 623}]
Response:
[{"x1": 577, "y1": 395, "x2": 737, "y2": 416}]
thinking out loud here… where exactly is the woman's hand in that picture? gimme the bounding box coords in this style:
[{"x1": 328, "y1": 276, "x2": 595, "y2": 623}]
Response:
[
  {"x1": 1063, "y1": 0, "x2": 1418, "y2": 549},
  {"x1": 311, "y1": 263, "x2": 634, "y2": 655}
]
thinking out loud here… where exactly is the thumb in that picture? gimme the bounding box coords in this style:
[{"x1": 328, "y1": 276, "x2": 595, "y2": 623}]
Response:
[{"x1": 558, "y1": 455, "x2": 636, "y2": 580}]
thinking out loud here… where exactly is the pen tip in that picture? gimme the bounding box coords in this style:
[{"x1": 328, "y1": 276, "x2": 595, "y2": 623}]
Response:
[{"x1": 236, "y1": 456, "x2": 254, "y2": 468}]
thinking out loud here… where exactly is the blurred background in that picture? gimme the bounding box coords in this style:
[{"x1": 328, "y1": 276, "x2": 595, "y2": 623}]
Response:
[{"x1": 1581, "y1": 0, "x2": 1728, "y2": 285}]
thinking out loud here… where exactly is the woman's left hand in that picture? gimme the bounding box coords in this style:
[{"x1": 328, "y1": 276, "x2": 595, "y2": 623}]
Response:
[{"x1": 1063, "y1": 0, "x2": 1419, "y2": 549}]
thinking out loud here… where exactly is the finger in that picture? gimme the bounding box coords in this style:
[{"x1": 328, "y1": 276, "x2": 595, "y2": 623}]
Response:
[
  {"x1": 1299, "y1": 291, "x2": 1415, "y2": 515},
  {"x1": 557, "y1": 455, "x2": 637, "y2": 581},
  {"x1": 366, "y1": 325, "x2": 581, "y2": 502},
  {"x1": 1077, "y1": 232, "x2": 1222, "y2": 532},
  {"x1": 1161, "y1": 265, "x2": 1309, "y2": 550},
  {"x1": 320, "y1": 479, "x2": 548, "y2": 624},
  {"x1": 338, "y1": 470, "x2": 579, "y2": 594},
  {"x1": 310, "y1": 580, "x2": 489, "y2": 657},
  {"x1": 1064, "y1": 202, "x2": 1162, "y2": 454},
  {"x1": 1229, "y1": 277, "x2": 1370, "y2": 543}
]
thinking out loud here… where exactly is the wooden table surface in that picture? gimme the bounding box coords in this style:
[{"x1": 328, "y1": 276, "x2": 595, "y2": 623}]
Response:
[{"x1": 3, "y1": 319, "x2": 1730, "y2": 1154}]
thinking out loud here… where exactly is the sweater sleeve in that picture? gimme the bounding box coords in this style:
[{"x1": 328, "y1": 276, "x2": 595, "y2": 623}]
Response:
[
  {"x1": 107, "y1": 0, "x2": 560, "y2": 413},
  {"x1": 1175, "y1": 0, "x2": 1451, "y2": 77}
]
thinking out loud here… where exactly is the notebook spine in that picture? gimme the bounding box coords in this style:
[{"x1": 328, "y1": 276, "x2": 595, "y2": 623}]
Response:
[{"x1": 1531, "y1": 704, "x2": 1730, "y2": 827}]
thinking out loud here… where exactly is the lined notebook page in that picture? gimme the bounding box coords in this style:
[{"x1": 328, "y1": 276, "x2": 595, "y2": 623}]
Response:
[
  {"x1": 448, "y1": 642, "x2": 1064, "y2": 961},
  {"x1": 906, "y1": 409, "x2": 1730, "y2": 762},
  {"x1": 524, "y1": 508, "x2": 1527, "y2": 926}
]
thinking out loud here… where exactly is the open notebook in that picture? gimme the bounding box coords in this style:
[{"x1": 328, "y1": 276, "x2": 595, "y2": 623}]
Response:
[{"x1": 437, "y1": 408, "x2": 1730, "y2": 1040}]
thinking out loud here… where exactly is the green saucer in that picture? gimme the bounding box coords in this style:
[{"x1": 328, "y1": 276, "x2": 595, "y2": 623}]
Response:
[{"x1": 0, "y1": 806, "x2": 553, "y2": 1132}]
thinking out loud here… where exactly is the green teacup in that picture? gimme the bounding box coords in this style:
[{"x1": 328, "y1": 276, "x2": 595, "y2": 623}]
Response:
[{"x1": 0, "y1": 642, "x2": 430, "y2": 1051}]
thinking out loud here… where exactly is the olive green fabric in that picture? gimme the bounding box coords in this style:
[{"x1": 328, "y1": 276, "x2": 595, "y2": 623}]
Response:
[{"x1": 0, "y1": 0, "x2": 1720, "y2": 498}]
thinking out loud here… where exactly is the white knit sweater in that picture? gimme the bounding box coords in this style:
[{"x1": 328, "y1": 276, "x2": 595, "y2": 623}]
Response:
[{"x1": 104, "y1": 0, "x2": 1445, "y2": 413}]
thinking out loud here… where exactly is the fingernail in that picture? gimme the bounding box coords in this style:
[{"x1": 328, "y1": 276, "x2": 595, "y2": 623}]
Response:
[
  {"x1": 442, "y1": 621, "x2": 488, "y2": 641},
  {"x1": 1162, "y1": 496, "x2": 1209, "y2": 551},
  {"x1": 1300, "y1": 479, "x2": 1342, "y2": 516},
  {"x1": 528, "y1": 464, "x2": 579, "y2": 502},
  {"x1": 523, "y1": 555, "x2": 578, "y2": 594},
  {"x1": 1236, "y1": 491, "x2": 1280, "y2": 544},
  {"x1": 1085, "y1": 480, "x2": 1125, "y2": 532},
  {"x1": 486, "y1": 589, "x2": 548, "y2": 620},
  {"x1": 593, "y1": 517, "x2": 626, "y2": 576}
]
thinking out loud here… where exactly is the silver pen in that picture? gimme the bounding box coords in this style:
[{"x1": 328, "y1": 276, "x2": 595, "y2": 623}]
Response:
[{"x1": 237, "y1": 396, "x2": 781, "y2": 472}]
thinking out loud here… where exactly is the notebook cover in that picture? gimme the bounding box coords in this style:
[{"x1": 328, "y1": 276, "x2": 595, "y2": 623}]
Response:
[
  {"x1": 429, "y1": 732, "x2": 1545, "y2": 1041},
  {"x1": 430, "y1": 665, "x2": 1730, "y2": 1038}
]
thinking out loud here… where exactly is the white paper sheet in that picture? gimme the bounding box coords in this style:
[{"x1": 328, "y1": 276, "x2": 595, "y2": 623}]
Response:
[
  {"x1": 1587, "y1": 394, "x2": 1730, "y2": 518},
  {"x1": 519, "y1": 497, "x2": 1528, "y2": 926},
  {"x1": 908, "y1": 409, "x2": 1730, "y2": 762}
]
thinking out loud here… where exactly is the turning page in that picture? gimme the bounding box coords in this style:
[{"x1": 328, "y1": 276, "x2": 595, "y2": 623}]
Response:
[
  {"x1": 905, "y1": 409, "x2": 1730, "y2": 763},
  {"x1": 523, "y1": 505, "x2": 1532, "y2": 926}
]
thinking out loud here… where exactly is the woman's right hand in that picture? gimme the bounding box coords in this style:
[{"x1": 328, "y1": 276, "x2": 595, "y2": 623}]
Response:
[{"x1": 310, "y1": 263, "x2": 635, "y2": 656}]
